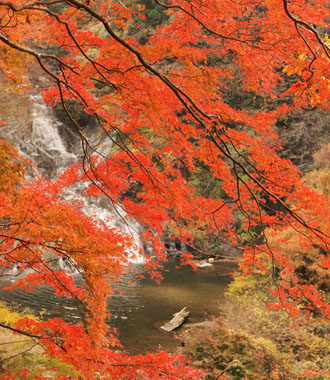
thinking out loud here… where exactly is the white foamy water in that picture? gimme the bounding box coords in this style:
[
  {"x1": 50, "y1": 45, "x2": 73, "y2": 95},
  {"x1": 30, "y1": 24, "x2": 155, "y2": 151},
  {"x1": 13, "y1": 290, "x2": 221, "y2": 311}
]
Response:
[
  {"x1": 32, "y1": 100, "x2": 67, "y2": 152},
  {"x1": 3, "y1": 93, "x2": 144, "y2": 263}
]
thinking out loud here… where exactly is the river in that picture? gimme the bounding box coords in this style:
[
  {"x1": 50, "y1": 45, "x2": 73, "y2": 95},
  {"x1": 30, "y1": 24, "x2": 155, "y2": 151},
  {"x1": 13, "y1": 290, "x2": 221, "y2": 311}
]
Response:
[{"x1": 0, "y1": 259, "x2": 234, "y2": 354}]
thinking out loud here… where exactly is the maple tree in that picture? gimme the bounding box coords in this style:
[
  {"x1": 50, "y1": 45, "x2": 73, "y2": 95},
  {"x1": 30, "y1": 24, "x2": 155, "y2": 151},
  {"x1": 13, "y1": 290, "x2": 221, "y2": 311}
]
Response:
[{"x1": 0, "y1": 0, "x2": 330, "y2": 378}]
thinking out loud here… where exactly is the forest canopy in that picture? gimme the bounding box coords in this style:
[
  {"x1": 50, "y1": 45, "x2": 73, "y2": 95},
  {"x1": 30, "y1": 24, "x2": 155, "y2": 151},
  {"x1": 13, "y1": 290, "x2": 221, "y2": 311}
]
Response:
[{"x1": 0, "y1": 0, "x2": 330, "y2": 379}]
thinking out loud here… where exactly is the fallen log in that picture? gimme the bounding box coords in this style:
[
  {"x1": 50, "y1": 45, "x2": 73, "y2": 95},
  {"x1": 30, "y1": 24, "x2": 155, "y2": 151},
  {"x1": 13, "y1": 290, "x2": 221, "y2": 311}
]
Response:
[{"x1": 160, "y1": 307, "x2": 190, "y2": 332}]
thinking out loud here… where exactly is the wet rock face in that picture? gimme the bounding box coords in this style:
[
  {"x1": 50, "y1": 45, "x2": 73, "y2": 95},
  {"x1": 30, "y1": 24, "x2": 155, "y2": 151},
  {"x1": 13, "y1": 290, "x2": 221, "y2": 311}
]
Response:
[{"x1": 164, "y1": 239, "x2": 186, "y2": 253}]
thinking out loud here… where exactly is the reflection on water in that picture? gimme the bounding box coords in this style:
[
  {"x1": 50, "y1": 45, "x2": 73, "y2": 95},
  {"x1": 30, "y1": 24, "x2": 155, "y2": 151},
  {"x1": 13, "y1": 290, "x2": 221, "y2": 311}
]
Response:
[{"x1": 0, "y1": 259, "x2": 234, "y2": 354}]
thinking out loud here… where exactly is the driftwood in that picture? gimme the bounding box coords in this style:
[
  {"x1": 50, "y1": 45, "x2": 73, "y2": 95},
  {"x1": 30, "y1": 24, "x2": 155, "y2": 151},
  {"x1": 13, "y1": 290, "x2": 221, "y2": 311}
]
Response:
[{"x1": 160, "y1": 307, "x2": 190, "y2": 331}]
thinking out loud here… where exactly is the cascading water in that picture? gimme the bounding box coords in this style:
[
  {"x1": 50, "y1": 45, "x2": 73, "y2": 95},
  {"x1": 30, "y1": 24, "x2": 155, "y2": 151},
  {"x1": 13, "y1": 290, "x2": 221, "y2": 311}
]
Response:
[
  {"x1": 2, "y1": 93, "x2": 144, "y2": 263},
  {"x1": 30, "y1": 96, "x2": 77, "y2": 176}
]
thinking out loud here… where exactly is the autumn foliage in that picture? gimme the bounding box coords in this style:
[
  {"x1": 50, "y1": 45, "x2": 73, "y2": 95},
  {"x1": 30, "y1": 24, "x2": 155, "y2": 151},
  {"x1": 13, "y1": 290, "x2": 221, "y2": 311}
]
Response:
[{"x1": 0, "y1": 0, "x2": 330, "y2": 378}]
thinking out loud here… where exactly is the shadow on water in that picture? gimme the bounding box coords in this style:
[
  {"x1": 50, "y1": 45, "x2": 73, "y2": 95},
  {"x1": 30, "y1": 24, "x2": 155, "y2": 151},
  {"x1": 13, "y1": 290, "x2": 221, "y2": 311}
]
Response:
[{"x1": 0, "y1": 258, "x2": 235, "y2": 354}]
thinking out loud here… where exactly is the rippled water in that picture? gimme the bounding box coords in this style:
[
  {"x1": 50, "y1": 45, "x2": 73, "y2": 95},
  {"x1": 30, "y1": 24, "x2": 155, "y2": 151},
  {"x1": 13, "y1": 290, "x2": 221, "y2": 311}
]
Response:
[{"x1": 0, "y1": 259, "x2": 234, "y2": 354}]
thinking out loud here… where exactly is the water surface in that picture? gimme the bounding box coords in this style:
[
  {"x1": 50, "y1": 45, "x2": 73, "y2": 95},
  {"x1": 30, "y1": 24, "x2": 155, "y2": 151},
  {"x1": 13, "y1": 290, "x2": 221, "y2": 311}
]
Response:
[{"x1": 0, "y1": 259, "x2": 234, "y2": 354}]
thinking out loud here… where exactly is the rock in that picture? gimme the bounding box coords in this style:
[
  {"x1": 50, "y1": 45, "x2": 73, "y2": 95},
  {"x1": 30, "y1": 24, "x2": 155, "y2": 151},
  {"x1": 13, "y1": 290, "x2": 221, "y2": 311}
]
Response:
[
  {"x1": 160, "y1": 307, "x2": 190, "y2": 332},
  {"x1": 193, "y1": 260, "x2": 212, "y2": 268}
]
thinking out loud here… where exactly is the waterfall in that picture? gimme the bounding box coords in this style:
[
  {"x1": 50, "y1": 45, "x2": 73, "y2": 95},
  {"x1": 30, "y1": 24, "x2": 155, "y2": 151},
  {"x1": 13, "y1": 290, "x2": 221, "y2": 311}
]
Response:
[
  {"x1": 31, "y1": 99, "x2": 68, "y2": 153},
  {"x1": 0, "y1": 93, "x2": 143, "y2": 265}
]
